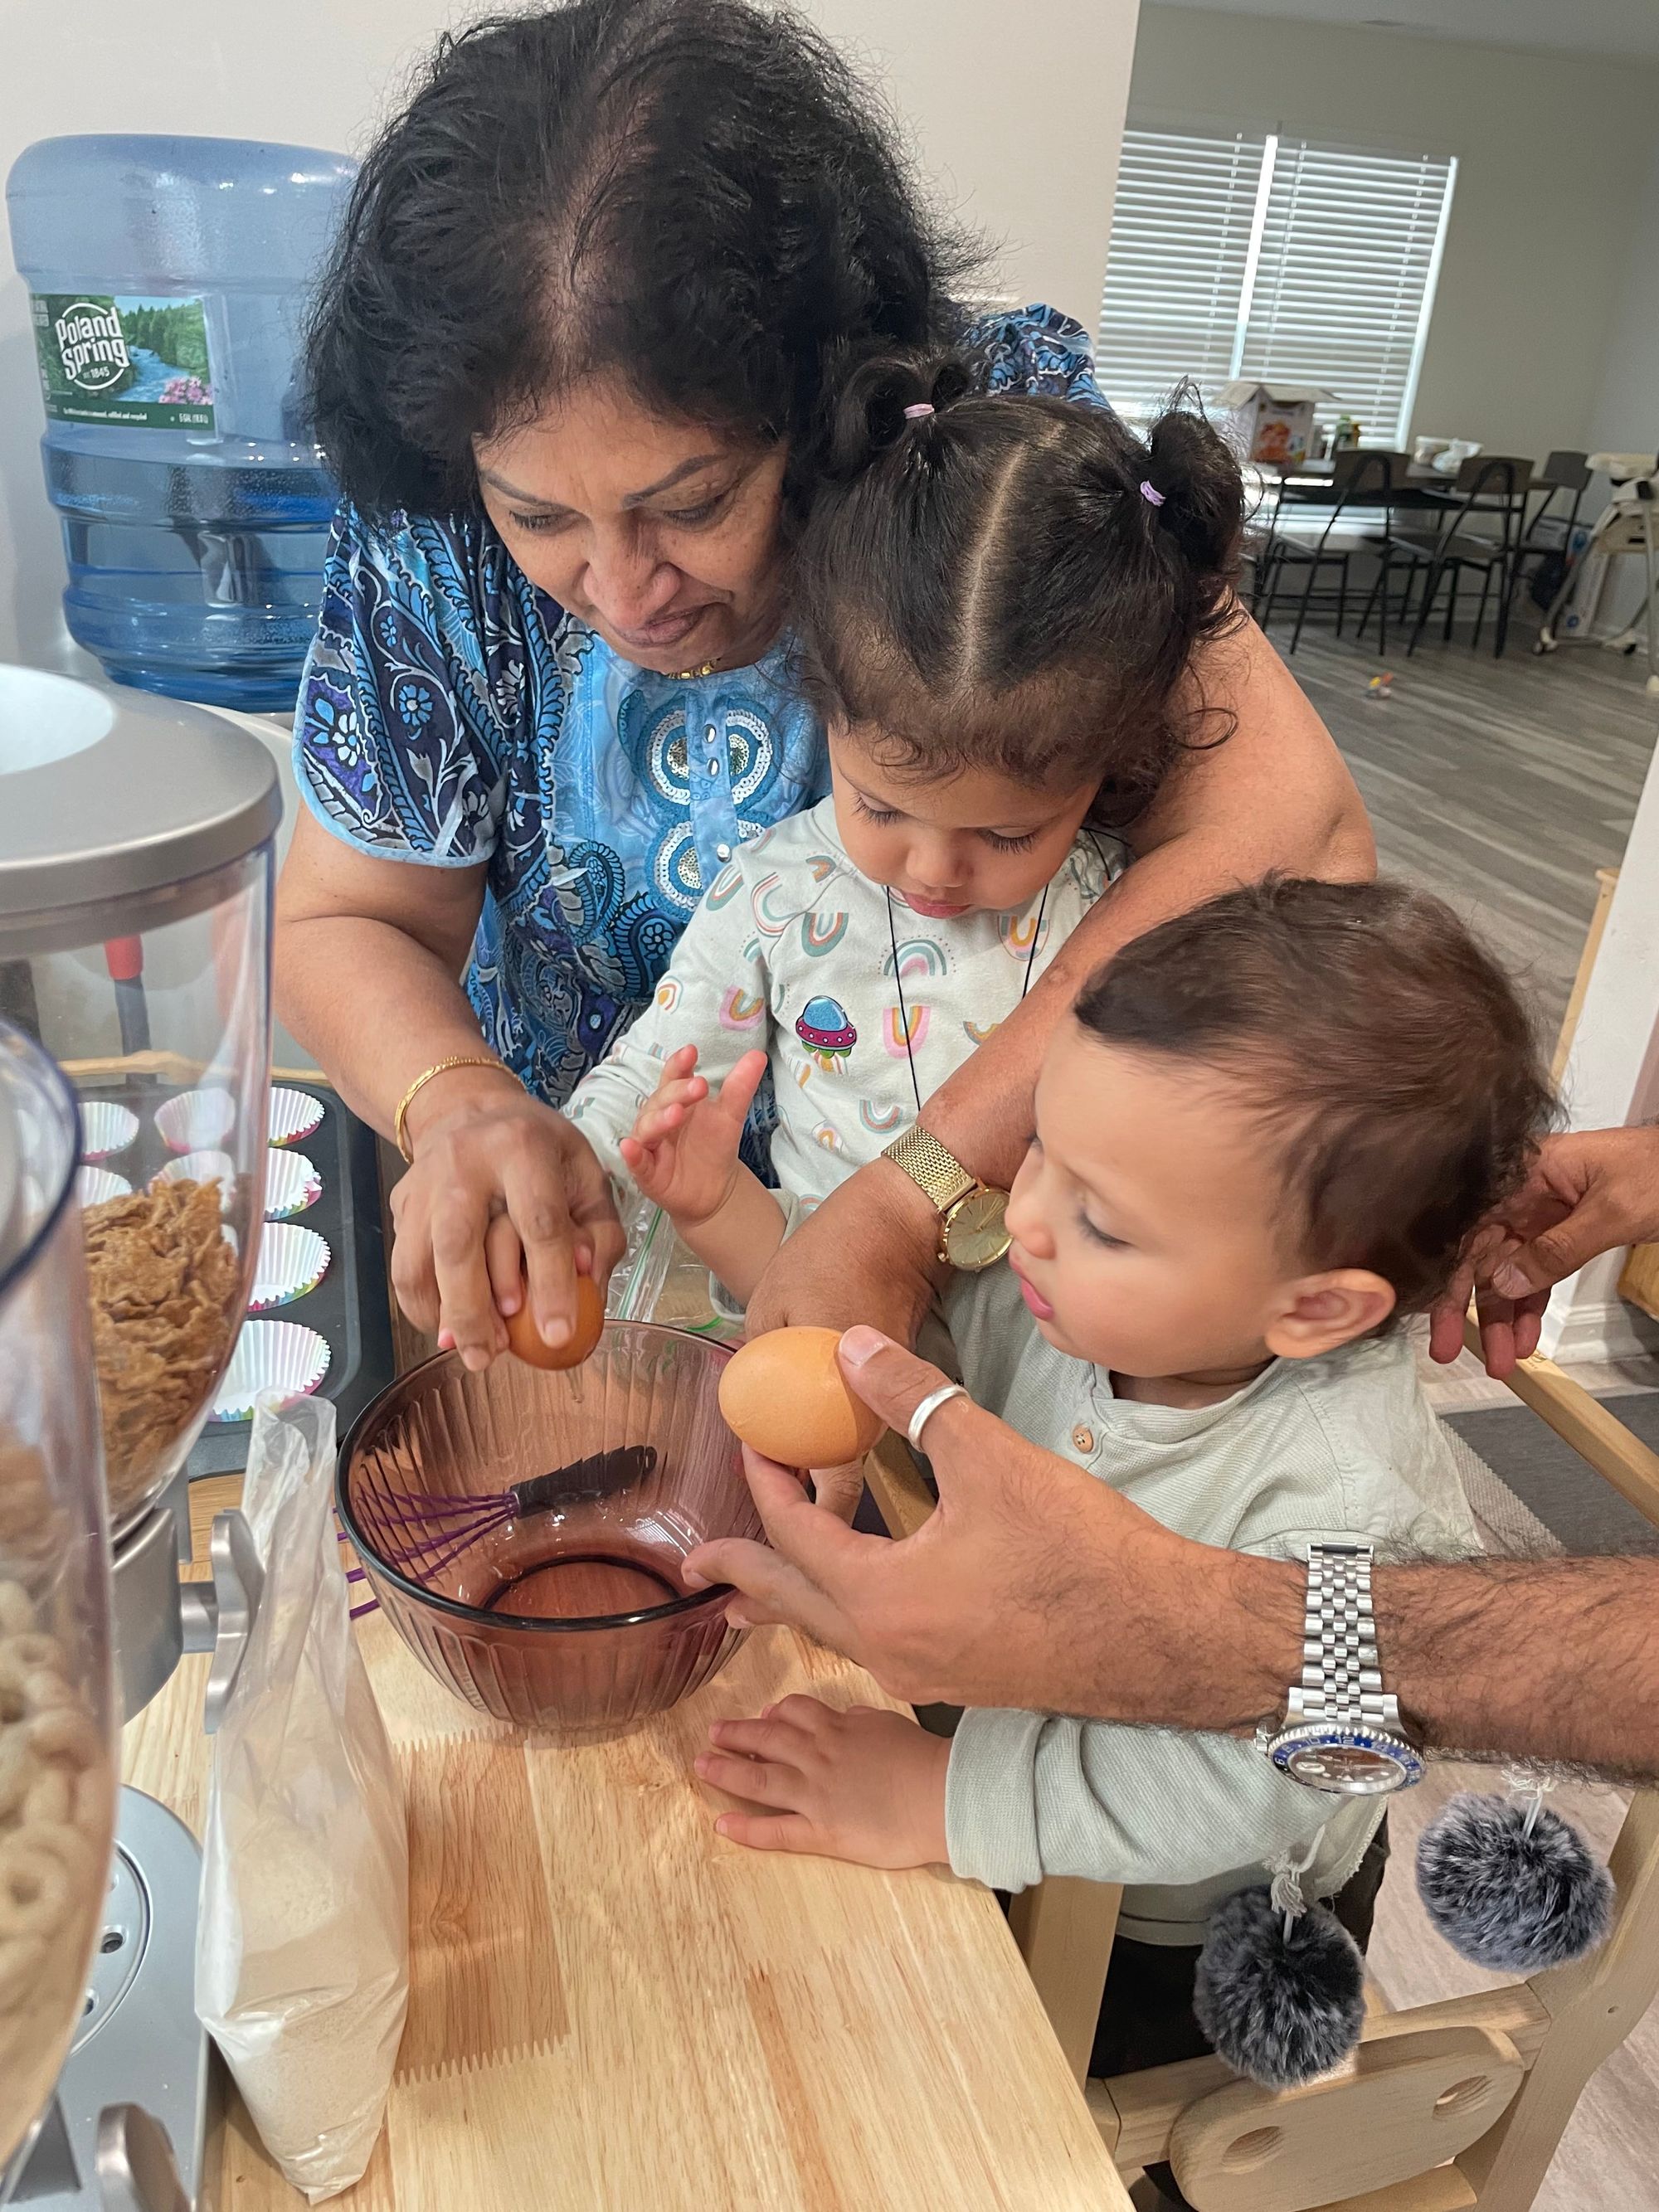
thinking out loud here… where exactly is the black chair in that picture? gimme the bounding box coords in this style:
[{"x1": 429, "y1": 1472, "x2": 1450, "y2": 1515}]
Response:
[
  {"x1": 1511, "y1": 449, "x2": 1593, "y2": 610},
  {"x1": 1385, "y1": 455, "x2": 1535, "y2": 658},
  {"x1": 1251, "y1": 450, "x2": 1408, "y2": 654}
]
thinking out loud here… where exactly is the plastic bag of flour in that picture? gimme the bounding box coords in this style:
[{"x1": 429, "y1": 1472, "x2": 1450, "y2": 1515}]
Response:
[{"x1": 196, "y1": 1396, "x2": 408, "y2": 2200}]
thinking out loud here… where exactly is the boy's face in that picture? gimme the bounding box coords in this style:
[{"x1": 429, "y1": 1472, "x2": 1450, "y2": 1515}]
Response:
[
  {"x1": 1005, "y1": 1020, "x2": 1394, "y2": 1380},
  {"x1": 826, "y1": 725, "x2": 1097, "y2": 918}
]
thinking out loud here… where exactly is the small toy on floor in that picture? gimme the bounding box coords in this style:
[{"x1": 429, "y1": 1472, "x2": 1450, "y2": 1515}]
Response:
[{"x1": 1365, "y1": 671, "x2": 1394, "y2": 701}]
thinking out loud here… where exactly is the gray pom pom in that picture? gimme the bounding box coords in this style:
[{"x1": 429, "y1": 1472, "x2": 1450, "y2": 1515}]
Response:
[
  {"x1": 1193, "y1": 1886, "x2": 1366, "y2": 2088},
  {"x1": 1416, "y1": 1792, "x2": 1613, "y2": 1972}
]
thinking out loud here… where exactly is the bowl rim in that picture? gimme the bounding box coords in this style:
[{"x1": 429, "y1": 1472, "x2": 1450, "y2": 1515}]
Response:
[{"x1": 335, "y1": 1326, "x2": 752, "y2": 1632}]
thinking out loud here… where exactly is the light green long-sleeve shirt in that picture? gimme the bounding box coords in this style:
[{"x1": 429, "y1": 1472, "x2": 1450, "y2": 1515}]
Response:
[{"x1": 941, "y1": 1269, "x2": 1477, "y2": 1942}]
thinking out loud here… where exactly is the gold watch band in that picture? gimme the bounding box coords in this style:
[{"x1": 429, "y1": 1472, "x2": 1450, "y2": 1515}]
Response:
[{"x1": 881, "y1": 1125, "x2": 976, "y2": 1214}]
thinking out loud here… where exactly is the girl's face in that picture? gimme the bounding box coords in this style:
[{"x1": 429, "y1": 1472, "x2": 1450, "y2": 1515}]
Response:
[
  {"x1": 474, "y1": 376, "x2": 789, "y2": 675},
  {"x1": 1005, "y1": 1020, "x2": 1394, "y2": 1383},
  {"x1": 827, "y1": 726, "x2": 1098, "y2": 918}
]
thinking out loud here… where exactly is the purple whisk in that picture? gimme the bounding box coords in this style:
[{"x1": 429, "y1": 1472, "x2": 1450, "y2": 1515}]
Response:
[{"x1": 356, "y1": 1444, "x2": 659, "y2": 1580}]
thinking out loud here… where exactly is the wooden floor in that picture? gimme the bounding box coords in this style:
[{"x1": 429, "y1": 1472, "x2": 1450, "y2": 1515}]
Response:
[{"x1": 1270, "y1": 611, "x2": 1659, "y2": 1035}]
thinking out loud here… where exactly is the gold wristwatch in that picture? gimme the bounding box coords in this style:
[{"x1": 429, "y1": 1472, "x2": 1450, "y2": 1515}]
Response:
[{"x1": 880, "y1": 1127, "x2": 1011, "y2": 1271}]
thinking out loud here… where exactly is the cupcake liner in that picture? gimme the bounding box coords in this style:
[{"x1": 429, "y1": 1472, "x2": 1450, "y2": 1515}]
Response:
[
  {"x1": 77, "y1": 1165, "x2": 132, "y2": 1206},
  {"x1": 151, "y1": 1150, "x2": 237, "y2": 1208},
  {"x1": 80, "y1": 1101, "x2": 139, "y2": 1159},
  {"x1": 155, "y1": 1087, "x2": 236, "y2": 1154},
  {"x1": 268, "y1": 1085, "x2": 325, "y2": 1147},
  {"x1": 248, "y1": 1222, "x2": 331, "y2": 1312},
  {"x1": 212, "y1": 1320, "x2": 330, "y2": 1423},
  {"x1": 263, "y1": 1146, "x2": 322, "y2": 1219}
]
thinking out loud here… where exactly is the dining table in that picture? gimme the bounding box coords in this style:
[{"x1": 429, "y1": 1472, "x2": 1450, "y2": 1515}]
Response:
[{"x1": 122, "y1": 1150, "x2": 1133, "y2": 2212}]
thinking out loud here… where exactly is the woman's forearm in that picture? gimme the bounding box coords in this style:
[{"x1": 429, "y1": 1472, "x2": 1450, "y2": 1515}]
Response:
[{"x1": 274, "y1": 912, "x2": 513, "y2": 1140}]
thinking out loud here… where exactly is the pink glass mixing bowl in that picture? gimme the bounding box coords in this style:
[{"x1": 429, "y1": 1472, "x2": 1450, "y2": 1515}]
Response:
[{"x1": 338, "y1": 1323, "x2": 758, "y2": 1741}]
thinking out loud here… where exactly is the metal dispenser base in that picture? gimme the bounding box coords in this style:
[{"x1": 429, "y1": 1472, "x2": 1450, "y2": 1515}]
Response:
[{"x1": 7, "y1": 1792, "x2": 213, "y2": 2212}]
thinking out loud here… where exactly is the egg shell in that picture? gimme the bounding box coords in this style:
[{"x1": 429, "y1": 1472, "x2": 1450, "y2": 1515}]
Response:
[
  {"x1": 505, "y1": 1272, "x2": 605, "y2": 1370},
  {"x1": 718, "y1": 1326, "x2": 884, "y2": 1467}
]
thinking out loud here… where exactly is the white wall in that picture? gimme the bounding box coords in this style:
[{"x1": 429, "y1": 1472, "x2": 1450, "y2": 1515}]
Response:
[
  {"x1": 0, "y1": 0, "x2": 1140, "y2": 673},
  {"x1": 1127, "y1": 4, "x2": 1659, "y2": 463}
]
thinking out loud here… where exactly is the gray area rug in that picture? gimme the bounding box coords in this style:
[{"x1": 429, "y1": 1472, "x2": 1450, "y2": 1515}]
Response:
[{"x1": 1442, "y1": 1393, "x2": 1659, "y2": 1558}]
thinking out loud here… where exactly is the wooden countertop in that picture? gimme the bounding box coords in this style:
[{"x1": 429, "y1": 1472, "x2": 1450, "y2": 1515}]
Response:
[{"x1": 127, "y1": 1481, "x2": 1128, "y2": 2209}]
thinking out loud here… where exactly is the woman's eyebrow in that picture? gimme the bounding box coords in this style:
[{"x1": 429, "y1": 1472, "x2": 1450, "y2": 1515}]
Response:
[{"x1": 477, "y1": 454, "x2": 729, "y2": 509}]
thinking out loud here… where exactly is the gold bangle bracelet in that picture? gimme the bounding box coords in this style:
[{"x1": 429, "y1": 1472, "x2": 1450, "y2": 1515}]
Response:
[{"x1": 393, "y1": 1055, "x2": 512, "y2": 1162}]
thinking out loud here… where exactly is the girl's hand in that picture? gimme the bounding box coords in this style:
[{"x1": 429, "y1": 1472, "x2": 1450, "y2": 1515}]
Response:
[
  {"x1": 390, "y1": 1074, "x2": 625, "y2": 1373},
  {"x1": 618, "y1": 1045, "x2": 767, "y2": 1228},
  {"x1": 695, "y1": 1695, "x2": 951, "y2": 1869}
]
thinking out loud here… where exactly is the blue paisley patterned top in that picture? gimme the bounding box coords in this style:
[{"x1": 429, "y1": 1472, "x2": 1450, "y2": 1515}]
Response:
[{"x1": 294, "y1": 303, "x2": 1107, "y2": 1106}]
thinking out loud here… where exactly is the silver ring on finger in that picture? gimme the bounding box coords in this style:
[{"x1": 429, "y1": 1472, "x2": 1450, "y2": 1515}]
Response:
[{"x1": 907, "y1": 1383, "x2": 968, "y2": 1454}]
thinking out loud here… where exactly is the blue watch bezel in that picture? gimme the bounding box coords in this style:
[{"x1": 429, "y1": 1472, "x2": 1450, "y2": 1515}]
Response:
[{"x1": 1267, "y1": 1722, "x2": 1425, "y2": 1793}]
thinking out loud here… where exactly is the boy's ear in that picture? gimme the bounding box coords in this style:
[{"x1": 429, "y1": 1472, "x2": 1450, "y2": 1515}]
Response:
[{"x1": 1266, "y1": 1269, "x2": 1397, "y2": 1359}]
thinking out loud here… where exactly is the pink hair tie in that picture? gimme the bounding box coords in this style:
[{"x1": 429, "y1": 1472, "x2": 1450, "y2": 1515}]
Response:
[
  {"x1": 902, "y1": 402, "x2": 935, "y2": 420},
  {"x1": 1140, "y1": 479, "x2": 1165, "y2": 507}
]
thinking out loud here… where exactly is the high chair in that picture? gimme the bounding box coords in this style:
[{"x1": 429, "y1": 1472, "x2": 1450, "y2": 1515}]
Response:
[{"x1": 861, "y1": 1345, "x2": 1659, "y2": 2212}]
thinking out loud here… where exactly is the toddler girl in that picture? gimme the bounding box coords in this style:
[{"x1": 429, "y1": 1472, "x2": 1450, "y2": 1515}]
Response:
[{"x1": 566, "y1": 352, "x2": 1244, "y2": 1306}]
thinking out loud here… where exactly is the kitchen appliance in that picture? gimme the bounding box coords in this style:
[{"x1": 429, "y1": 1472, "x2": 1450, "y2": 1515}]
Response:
[{"x1": 0, "y1": 666, "x2": 281, "y2": 2210}]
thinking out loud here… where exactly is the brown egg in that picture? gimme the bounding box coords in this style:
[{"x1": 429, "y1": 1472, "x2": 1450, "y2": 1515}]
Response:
[
  {"x1": 504, "y1": 1271, "x2": 605, "y2": 1371},
  {"x1": 718, "y1": 1327, "x2": 884, "y2": 1467}
]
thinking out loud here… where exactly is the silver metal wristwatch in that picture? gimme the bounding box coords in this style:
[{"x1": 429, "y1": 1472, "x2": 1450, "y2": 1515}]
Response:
[{"x1": 1258, "y1": 1542, "x2": 1425, "y2": 1795}]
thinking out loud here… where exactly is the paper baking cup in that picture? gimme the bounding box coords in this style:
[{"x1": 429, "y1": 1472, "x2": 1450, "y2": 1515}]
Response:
[
  {"x1": 268, "y1": 1086, "x2": 325, "y2": 1147},
  {"x1": 151, "y1": 1150, "x2": 237, "y2": 1208},
  {"x1": 154, "y1": 1087, "x2": 236, "y2": 1154},
  {"x1": 212, "y1": 1320, "x2": 330, "y2": 1423},
  {"x1": 80, "y1": 1101, "x2": 139, "y2": 1159},
  {"x1": 77, "y1": 1166, "x2": 132, "y2": 1206},
  {"x1": 248, "y1": 1222, "x2": 331, "y2": 1312},
  {"x1": 263, "y1": 1146, "x2": 322, "y2": 1219}
]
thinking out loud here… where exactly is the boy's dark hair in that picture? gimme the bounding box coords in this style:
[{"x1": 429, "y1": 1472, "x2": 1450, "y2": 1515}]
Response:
[
  {"x1": 793, "y1": 352, "x2": 1247, "y2": 824},
  {"x1": 1074, "y1": 878, "x2": 1554, "y2": 1315},
  {"x1": 306, "y1": 0, "x2": 975, "y2": 521}
]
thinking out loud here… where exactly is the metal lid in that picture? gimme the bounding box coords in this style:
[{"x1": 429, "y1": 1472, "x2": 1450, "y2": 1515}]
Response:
[{"x1": 0, "y1": 668, "x2": 281, "y2": 954}]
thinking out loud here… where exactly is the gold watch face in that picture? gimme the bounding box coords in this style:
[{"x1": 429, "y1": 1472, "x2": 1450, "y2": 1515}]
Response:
[{"x1": 941, "y1": 1186, "x2": 1011, "y2": 1271}]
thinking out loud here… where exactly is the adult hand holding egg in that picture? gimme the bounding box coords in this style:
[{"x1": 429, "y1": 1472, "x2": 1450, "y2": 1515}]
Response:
[{"x1": 718, "y1": 1326, "x2": 885, "y2": 1520}]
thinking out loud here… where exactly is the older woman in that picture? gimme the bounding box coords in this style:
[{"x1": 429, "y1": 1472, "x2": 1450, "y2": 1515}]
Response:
[{"x1": 275, "y1": 0, "x2": 1370, "y2": 1369}]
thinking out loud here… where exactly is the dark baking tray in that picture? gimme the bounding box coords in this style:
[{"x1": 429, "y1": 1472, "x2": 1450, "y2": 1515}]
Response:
[{"x1": 76, "y1": 1075, "x2": 396, "y2": 1480}]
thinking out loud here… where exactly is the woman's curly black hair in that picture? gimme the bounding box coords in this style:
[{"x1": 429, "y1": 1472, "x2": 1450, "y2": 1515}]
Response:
[{"x1": 306, "y1": 0, "x2": 977, "y2": 522}]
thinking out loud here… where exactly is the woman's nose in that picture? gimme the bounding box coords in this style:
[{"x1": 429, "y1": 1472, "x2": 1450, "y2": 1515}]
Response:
[{"x1": 584, "y1": 527, "x2": 680, "y2": 628}]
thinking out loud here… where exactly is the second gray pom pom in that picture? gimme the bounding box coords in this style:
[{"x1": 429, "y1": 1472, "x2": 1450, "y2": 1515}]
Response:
[{"x1": 1416, "y1": 1792, "x2": 1613, "y2": 1973}]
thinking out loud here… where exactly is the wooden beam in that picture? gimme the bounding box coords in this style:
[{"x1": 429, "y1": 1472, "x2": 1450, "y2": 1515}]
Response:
[{"x1": 1462, "y1": 1315, "x2": 1659, "y2": 1532}]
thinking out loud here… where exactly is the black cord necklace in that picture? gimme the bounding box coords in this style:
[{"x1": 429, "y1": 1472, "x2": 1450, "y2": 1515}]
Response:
[{"x1": 885, "y1": 883, "x2": 1048, "y2": 1116}]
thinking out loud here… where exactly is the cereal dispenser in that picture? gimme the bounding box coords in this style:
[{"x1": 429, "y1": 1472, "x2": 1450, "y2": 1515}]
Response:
[{"x1": 0, "y1": 665, "x2": 280, "y2": 2210}]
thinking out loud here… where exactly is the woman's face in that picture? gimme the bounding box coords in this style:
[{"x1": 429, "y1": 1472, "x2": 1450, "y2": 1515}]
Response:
[{"x1": 474, "y1": 377, "x2": 789, "y2": 674}]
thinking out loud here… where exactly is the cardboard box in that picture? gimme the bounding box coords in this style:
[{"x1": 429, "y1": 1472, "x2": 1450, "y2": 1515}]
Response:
[{"x1": 1214, "y1": 382, "x2": 1338, "y2": 469}]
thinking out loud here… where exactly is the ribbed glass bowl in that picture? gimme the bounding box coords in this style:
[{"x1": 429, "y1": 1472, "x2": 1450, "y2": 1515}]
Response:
[{"x1": 338, "y1": 1324, "x2": 757, "y2": 1741}]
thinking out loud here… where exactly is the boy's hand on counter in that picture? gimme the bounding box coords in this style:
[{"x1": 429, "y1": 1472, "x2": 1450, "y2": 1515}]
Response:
[
  {"x1": 618, "y1": 1043, "x2": 766, "y2": 1228},
  {"x1": 696, "y1": 1697, "x2": 951, "y2": 1869}
]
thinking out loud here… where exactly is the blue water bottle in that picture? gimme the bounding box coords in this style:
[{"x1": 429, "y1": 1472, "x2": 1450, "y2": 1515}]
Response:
[{"x1": 7, "y1": 136, "x2": 357, "y2": 711}]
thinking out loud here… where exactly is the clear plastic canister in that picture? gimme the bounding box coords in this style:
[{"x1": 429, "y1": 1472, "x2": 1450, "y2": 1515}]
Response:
[
  {"x1": 0, "y1": 667, "x2": 280, "y2": 1533},
  {"x1": 0, "y1": 1020, "x2": 120, "y2": 2177}
]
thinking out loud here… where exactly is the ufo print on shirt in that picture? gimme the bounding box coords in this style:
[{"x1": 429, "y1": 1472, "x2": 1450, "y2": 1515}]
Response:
[{"x1": 795, "y1": 993, "x2": 858, "y2": 1072}]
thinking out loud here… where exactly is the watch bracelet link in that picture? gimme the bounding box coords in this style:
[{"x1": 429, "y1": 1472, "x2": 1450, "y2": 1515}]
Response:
[
  {"x1": 1288, "y1": 1543, "x2": 1404, "y2": 1734},
  {"x1": 882, "y1": 1125, "x2": 975, "y2": 1213}
]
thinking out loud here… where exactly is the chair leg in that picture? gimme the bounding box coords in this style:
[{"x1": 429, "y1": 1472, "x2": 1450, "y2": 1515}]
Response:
[
  {"x1": 1336, "y1": 557, "x2": 1349, "y2": 639},
  {"x1": 1357, "y1": 559, "x2": 1384, "y2": 647},
  {"x1": 1259, "y1": 553, "x2": 1286, "y2": 634},
  {"x1": 1443, "y1": 563, "x2": 1457, "y2": 642},
  {"x1": 1288, "y1": 556, "x2": 1321, "y2": 655},
  {"x1": 1408, "y1": 560, "x2": 1443, "y2": 657},
  {"x1": 1473, "y1": 563, "x2": 1493, "y2": 653}
]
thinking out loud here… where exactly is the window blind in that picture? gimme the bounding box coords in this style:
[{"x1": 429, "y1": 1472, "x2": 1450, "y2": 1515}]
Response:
[{"x1": 1097, "y1": 125, "x2": 1456, "y2": 445}]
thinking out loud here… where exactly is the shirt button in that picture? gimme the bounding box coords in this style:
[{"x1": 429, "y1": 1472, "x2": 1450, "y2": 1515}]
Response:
[
  {"x1": 705, "y1": 724, "x2": 718, "y2": 746},
  {"x1": 714, "y1": 841, "x2": 732, "y2": 862},
  {"x1": 1072, "y1": 1424, "x2": 1096, "y2": 1454},
  {"x1": 706, "y1": 759, "x2": 720, "y2": 777}
]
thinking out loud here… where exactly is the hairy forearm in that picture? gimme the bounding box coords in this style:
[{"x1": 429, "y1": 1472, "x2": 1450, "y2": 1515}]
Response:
[
  {"x1": 1129, "y1": 1545, "x2": 1659, "y2": 1780},
  {"x1": 273, "y1": 913, "x2": 498, "y2": 1138}
]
